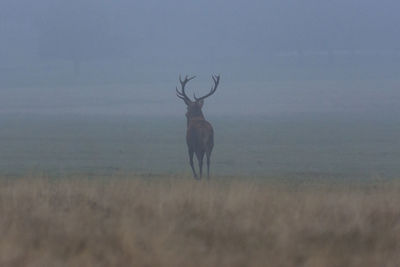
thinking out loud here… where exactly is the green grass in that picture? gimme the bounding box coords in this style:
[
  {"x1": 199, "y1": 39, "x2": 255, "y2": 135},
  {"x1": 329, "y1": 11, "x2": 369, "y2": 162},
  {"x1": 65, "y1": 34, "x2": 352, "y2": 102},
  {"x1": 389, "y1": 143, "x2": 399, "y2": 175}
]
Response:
[{"x1": 0, "y1": 114, "x2": 399, "y2": 179}]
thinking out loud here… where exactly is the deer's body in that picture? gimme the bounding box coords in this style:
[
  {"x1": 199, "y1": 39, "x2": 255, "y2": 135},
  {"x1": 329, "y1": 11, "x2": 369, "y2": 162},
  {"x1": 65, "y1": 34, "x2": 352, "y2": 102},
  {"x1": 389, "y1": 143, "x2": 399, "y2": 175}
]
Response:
[
  {"x1": 176, "y1": 75, "x2": 220, "y2": 179},
  {"x1": 187, "y1": 117, "x2": 214, "y2": 178}
]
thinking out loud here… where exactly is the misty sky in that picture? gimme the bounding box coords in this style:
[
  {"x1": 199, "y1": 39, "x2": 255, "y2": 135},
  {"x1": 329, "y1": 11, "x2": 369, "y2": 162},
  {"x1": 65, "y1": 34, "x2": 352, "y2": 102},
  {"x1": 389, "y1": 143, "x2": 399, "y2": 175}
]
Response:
[{"x1": 0, "y1": 0, "x2": 399, "y2": 115}]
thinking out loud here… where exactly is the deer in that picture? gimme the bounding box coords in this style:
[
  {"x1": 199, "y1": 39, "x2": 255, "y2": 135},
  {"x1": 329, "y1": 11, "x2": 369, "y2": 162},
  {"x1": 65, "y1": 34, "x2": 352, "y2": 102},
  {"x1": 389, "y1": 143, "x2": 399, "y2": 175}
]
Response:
[{"x1": 176, "y1": 74, "x2": 220, "y2": 180}]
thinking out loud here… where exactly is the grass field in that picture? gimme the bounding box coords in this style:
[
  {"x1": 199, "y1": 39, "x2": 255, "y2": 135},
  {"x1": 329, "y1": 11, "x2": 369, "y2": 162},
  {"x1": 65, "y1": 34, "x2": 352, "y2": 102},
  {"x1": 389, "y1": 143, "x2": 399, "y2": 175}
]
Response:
[
  {"x1": 0, "y1": 114, "x2": 399, "y2": 179},
  {"x1": 0, "y1": 175, "x2": 399, "y2": 267},
  {"x1": 0, "y1": 114, "x2": 399, "y2": 266}
]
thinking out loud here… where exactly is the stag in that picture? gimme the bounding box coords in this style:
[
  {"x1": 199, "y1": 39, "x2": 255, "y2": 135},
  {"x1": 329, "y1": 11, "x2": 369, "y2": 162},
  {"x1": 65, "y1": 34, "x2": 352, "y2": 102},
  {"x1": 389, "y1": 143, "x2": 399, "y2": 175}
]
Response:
[{"x1": 176, "y1": 74, "x2": 220, "y2": 180}]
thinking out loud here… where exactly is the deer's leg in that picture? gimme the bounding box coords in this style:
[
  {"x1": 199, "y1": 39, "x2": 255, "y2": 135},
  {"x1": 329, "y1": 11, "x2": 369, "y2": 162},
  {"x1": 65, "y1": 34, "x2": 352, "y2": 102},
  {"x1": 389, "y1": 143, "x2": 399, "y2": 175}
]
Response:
[
  {"x1": 206, "y1": 151, "x2": 211, "y2": 179},
  {"x1": 196, "y1": 151, "x2": 205, "y2": 179},
  {"x1": 188, "y1": 148, "x2": 198, "y2": 179}
]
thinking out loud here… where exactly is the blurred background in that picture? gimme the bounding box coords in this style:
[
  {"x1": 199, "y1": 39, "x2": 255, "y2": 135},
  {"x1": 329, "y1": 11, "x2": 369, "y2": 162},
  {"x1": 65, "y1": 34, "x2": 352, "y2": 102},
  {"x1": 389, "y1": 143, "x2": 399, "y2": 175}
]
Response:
[
  {"x1": 0, "y1": 0, "x2": 399, "y2": 177},
  {"x1": 0, "y1": 0, "x2": 399, "y2": 115}
]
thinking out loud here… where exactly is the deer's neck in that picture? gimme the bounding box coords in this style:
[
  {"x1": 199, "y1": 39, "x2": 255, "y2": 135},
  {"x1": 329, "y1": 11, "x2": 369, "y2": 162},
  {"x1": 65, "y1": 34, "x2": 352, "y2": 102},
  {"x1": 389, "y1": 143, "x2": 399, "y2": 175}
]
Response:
[{"x1": 186, "y1": 112, "x2": 206, "y2": 127}]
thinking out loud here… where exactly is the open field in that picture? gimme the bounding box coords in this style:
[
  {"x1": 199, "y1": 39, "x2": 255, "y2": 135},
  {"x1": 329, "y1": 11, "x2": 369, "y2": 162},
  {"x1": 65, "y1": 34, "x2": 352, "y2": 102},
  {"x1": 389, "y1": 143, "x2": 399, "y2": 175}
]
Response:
[
  {"x1": 0, "y1": 114, "x2": 399, "y2": 266},
  {"x1": 0, "y1": 175, "x2": 399, "y2": 267},
  {"x1": 0, "y1": 114, "x2": 399, "y2": 179}
]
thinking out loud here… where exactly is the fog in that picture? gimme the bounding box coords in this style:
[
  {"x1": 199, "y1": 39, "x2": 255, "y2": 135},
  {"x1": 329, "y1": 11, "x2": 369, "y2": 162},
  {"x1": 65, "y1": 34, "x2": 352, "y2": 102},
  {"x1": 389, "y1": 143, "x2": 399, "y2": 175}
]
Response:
[{"x1": 1, "y1": 0, "x2": 399, "y2": 116}]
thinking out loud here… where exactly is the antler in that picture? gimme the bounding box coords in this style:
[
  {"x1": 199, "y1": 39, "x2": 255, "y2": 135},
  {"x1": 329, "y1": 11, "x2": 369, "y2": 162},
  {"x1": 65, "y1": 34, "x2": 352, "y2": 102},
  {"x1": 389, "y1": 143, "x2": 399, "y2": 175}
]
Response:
[
  {"x1": 194, "y1": 74, "x2": 220, "y2": 101},
  {"x1": 176, "y1": 75, "x2": 196, "y2": 104}
]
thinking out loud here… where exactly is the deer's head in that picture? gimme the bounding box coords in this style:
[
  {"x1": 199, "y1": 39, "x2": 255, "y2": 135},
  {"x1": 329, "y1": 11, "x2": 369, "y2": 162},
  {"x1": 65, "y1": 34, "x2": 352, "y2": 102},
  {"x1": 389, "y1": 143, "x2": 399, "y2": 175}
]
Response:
[{"x1": 176, "y1": 75, "x2": 220, "y2": 121}]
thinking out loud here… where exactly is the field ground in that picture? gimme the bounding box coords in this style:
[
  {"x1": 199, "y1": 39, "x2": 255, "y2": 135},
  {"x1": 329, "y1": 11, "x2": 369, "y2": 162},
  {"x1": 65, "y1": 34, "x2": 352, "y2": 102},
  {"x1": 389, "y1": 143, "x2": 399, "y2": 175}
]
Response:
[
  {"x1": 0, "y1": 114, "x2": 399, "y2": 179},
  {"x1": 0, "y1": 114, "x2": 399, "y2": 266},
  {"x1": 1, "y1": 174, "x2": 400, "y2": 267}
]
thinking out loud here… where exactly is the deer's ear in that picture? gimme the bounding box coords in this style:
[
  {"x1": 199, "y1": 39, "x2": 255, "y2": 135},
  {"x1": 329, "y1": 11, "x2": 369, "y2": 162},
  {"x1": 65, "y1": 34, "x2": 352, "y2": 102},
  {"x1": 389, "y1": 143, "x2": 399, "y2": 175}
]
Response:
[{"x1": 198, "y1": 99, "x2": 204, "y2": 108}]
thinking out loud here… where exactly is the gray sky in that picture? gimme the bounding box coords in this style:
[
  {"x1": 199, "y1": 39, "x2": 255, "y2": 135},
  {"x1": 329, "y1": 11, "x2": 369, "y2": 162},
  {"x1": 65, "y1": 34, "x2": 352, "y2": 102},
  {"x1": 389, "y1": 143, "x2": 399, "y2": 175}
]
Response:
[{"x1": 0, "y1": 0, "x2": 399, "y2": 115}]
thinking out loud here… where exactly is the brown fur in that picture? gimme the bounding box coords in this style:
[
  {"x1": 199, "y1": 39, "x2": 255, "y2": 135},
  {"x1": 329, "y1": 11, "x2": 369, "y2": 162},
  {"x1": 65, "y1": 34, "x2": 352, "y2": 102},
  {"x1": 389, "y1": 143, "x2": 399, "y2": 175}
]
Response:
[
  {"x1": 176, "y1": 75, "x2": 220, "y2": 179},
  {"x1": 186, "y1": 115, "x2": 214, "y2": 179}
]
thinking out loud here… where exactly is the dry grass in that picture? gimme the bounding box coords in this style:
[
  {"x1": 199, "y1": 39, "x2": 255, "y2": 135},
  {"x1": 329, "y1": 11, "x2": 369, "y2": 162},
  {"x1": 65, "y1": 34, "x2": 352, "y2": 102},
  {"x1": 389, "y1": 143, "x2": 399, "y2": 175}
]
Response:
[{"x1": 0, "y1": 175, "x2": 400, "y2": 267}]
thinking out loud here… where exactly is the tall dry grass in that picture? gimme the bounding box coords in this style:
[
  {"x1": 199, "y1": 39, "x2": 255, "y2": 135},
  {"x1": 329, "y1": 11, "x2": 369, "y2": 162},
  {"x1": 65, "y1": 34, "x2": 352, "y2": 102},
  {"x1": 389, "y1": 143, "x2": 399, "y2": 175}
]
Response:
[{"x1": 0, "y1": 175, "x2": 399, "y2": 267}]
